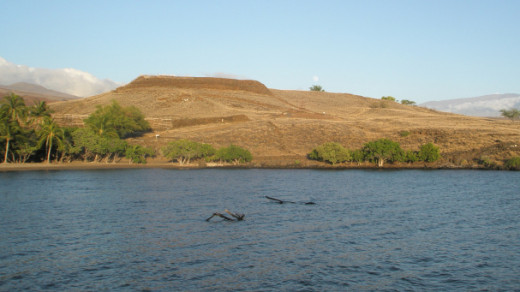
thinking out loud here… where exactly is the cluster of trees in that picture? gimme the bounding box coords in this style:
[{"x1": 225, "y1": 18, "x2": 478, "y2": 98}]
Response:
[
  {"x1": 1, "y1": 94, "x2": 254, "y2": 166},
  {"x1": 0, "y1": 94, "x2": 153, "y2": 164},
  {"x1": 76, "y1": 101, "x2": 153, "y2": 163},
  {"x1": 162, "y1": 140, "x2": 252, "y2": 165},
  {"x1": 1, "y1": 93, "x2": 55, "y2": 163},
  {"x1": 381, "y1": 96, "x2": 416, "y2": 106},
  {"x1": 309, "y1": 139, "x2": 441, "y2": 167}
]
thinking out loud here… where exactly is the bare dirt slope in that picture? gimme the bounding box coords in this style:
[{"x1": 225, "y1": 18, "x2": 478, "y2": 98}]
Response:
[{"x1": 50, "y1": 75, "x2": 520, "y2": 167}]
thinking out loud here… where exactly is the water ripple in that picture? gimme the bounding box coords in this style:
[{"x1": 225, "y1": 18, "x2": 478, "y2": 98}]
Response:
[{"x1": 1, "y1": 169, "x2": 519, "y2": 290}]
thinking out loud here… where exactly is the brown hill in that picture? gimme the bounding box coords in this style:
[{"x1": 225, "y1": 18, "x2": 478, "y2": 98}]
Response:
[{"x1": 50, "y1": 75, "x2": 520, "y2": 167}]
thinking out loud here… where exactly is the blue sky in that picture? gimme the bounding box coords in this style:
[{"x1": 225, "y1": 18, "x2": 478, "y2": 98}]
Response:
[{"x1": 1, "y1": 0, "x2": 519, "y2": 103}]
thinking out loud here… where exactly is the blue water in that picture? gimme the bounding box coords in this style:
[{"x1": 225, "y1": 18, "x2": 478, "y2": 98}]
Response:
[{"x1": 1, "y1": 169, "x2": 519, "y2": 291}]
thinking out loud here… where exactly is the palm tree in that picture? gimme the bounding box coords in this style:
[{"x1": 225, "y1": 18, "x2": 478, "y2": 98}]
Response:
[
  {"x1": 0, "y1": 118, "x2": 21, "y2": 163},
  {"x1": 37, "y1": 117, "x2": 64, "y2": 163},
  {"x1": 1, "y1": 93, "x2": 27, "y2": 122},
  {"x1": 28, "y1": 100, "x2": 53, "y2": 127},
  {"x1": 84, "y1": 110, "x2": 118, "y2": 138},
  {"x1": 30, "y1": 101, "x2": 52, "y2": 118}
]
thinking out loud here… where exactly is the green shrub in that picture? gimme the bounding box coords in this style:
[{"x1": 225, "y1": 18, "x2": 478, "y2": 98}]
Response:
[
  {"x1": 400, "y1": 100, "x2": 416, "y2": 106},
  {"x1": 418, "y1": 143, "x2": 441, "y2": 162},
  {"x1": 308, "y1": 142, "x2": 351, "y2": 165},
  {"x1": 362, "y1": 138, "x2": 404, "y2": 167},
  {"x1": 505, "y1": 156, "x2": 520, "y2": 170},
  {"x1": 214, "y1": 145, "x2": 252, "y2": 164},
  {"x1": 500, "y1": 108, "x2": 520, "y2": 122},
  {"x1": 399, "y1": 131, "x2": 410, "y2": 137},
  {"x1": 381, "y1": 96, "x2": 396, "y2": 101},
  {"x1": 84, "y1": 100, "x2": 150, "y2": 138},
  {"x1": 125, "y1": 145, "x2": 154, "y2": 164},
  {"x1": 404, "y1": 150, "x2": 419, "y2": 163},
  {"x1": 351, "y1": 149, "x2": 364, "y2": 163},
  {"x1": 309, "y1": 85, "x2": 325, "y2": 92},
  {"x1": 162, "y1": 139, "x2": 215, "y2": 164}
]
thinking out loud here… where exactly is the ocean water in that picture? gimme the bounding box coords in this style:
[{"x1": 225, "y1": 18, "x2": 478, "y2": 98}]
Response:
[{"x1": 1, "y1": 169, "x2": 519, "y2": 291}]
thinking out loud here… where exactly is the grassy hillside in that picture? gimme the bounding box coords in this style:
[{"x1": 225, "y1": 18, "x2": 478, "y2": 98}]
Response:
[{"x1": 50, "y1": 75, "x2": 520, "y2": 167}]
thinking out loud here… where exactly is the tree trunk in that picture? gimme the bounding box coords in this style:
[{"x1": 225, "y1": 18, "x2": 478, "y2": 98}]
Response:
[
  {"x1": 378, "y1": 158, "x2": 384, "y2": 167},
  {"x1": 46, "y1": 139, "x2": 53, "y2": 163},
  {"x1": 4, "y1": 139, "x2": 10, "y2": 163}
]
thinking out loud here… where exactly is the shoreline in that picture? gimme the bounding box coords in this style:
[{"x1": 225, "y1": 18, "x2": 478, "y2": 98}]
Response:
[{"x1": 0, "y1": 160, "x2": 502, "y2": 172}]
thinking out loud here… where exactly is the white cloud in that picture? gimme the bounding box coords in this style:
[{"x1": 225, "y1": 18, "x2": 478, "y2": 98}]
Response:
[
  {"x1": 0, "y1": 56, "x2": 121, "y2": 97},
  {"x1": 312, "y1": 75, "x2": 319, "y2": 82}
]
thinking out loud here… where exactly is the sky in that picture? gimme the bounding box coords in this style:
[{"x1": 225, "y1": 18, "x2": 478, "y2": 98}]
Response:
[{"x1": 1, "y1": 0, "x2": 519, "y2": 102}]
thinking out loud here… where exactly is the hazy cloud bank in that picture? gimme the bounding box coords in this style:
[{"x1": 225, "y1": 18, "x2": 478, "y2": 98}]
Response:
[
  {"x1": 421, "y1": 94, "x2": 520, "y2": 117},
  {"x1": 0, "y1": 57, "x2": 121, "y2": 97}
]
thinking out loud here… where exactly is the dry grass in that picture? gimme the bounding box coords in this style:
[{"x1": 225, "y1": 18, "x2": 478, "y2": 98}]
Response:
[{"x1": 50, "y1": 75, "x2": 520, "y2": 167}]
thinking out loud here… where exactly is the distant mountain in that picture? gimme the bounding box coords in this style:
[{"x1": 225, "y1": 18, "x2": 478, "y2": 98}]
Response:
[
  {"x1": 421, "y1": 94, "x2": 520, "y2": 117},
  {"x1": 0, "y1": 82, "x2": 79, "y2": 105},
  {"x1": 2, "y1": 82, "x2": 79, "y2": 99},
  {"x1": 0, "y1": 56, "x2": 121, "y2": 97}
]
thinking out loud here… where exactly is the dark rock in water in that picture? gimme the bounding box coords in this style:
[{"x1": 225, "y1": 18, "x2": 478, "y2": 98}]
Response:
[{"x1": 266, "y1": 195, "x2": 315, "y2": 205}]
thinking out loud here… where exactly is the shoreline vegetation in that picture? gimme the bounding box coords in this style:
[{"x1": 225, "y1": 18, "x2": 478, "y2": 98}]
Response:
[
  {"x1": 6, "y1": 92, "x2": 508, "y2": 172},
  {"x1": 0, "y1": 158, "x2": 513, "y2": 172},
  {"x1": 3, "y1": 76, "x2": 520, "y2": 171}
]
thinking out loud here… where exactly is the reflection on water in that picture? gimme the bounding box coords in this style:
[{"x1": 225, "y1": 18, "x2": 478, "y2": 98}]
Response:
[{"x1": 1, "y1": 169, "x2": 519, "y2": 290}]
